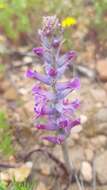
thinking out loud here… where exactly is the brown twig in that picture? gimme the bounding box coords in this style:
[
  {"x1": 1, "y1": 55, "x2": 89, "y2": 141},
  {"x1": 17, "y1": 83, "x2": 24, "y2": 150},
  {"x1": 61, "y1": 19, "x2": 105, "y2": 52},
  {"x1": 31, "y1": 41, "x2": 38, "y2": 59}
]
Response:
[
  {"x1": 0, "y1": 163, "x2": 21, "y2": 169},
  {"x1": 23, "y1": 148, "x2": 68, "y2": 174}
]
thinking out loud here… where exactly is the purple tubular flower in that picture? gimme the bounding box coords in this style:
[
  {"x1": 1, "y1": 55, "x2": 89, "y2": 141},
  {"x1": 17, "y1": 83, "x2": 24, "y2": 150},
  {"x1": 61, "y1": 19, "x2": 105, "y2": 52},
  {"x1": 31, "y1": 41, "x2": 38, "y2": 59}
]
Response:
[
  {"x1": 57, "y1": 50, "x2": 76, "y2": 67},
  {"x1": 35, "y1": 123, "x2": 57, "y2": 131},
  {"x1": 64, "y1": 118, "x2": 81, "y2": 134},
  {"x1": 32, "y1": 85, "x2": 54, "y2": 100},
  {"x1": 56, "y1": 77, "x2": 80, "y2": 91},
  {"x1": 59, "y1": 118, "x2": 80, "y2": 131},
  {"x1": 26, "y1": 69, "x2": 51, "y2": 85},
  {"x1": 56, "y1": 99, "x2": 80, "y2": 114},
  {"x1": 43, "y1": 134, "x2": 65, "y2": 144},
  {"x1": 63, "y1": 99, "x2": 80, "y2": 112},
  {"x1": 34, "y1": 104, "x2": 54, "y2": 117},
  {"x1": 71, "y1": 118, "x2": 81, "y2": 127},
  {"x1": 33, "y1": 47, "x2": 44, "y2": 57}
]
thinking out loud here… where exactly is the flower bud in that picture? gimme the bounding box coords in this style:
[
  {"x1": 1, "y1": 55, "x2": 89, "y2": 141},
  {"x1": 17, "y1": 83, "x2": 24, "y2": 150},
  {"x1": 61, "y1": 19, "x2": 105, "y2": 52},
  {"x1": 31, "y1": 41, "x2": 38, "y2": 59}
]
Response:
[
  {"x1": 52, "y1": 39, "x2": 60, "y2": 48},
  {"x1": 48, "y1": 68, "x2": 57, "y2": 77}
]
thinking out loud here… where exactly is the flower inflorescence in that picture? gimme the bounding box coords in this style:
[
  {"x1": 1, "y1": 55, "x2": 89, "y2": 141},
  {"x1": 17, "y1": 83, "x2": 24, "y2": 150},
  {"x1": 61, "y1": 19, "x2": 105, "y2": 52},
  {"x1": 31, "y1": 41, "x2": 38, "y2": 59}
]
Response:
[{"x1": 27, "y1": 16, "x2": 80, "y2": 144}]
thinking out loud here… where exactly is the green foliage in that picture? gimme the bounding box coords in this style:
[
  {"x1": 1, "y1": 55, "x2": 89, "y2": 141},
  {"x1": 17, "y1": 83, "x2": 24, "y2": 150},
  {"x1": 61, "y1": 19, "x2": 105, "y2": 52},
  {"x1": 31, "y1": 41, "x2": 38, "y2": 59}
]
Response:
[
  {"x1": 0, "y1": 181, "x2": 6, "y2": 190},
  {"x1": 92, "y1": 0, "x2": 107, "y2": 41},
  {"x1": 0, "y1": 0, "x2": 83, "y2": 41},
  {"x1": 0, "y1": 111, "x2": 14, "y2": 156},
  {"x1": 0, "y1": 64, "x2": 5, "y2": 73},
  {"x1": 0, "y1": 0, "x2": 46, "y2": 40},
  {"x1": 0, "y1": 181, "x2": 35, "y2": 190},
  {"x1": 0, "y1": 0, "x2": 107, "y2": 45},
  {"x1": 93, "y1": 0, "x2": 107, "y2": 24},
  {"x1": 12, "y1": 181, "x2": 34, "y2": 190},
  {"x1": 0, "y1": 0, "x2": 30, "y2": 39}
]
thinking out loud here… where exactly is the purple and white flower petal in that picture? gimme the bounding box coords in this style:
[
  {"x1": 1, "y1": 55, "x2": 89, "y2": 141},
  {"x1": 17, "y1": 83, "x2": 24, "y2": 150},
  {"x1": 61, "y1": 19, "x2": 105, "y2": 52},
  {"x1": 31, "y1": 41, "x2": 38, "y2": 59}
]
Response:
[
  {"x1": 56, "y1": 99, "x2": 80, "y2": 113},
  {"x1": 57, "y1": 65, "x2": 67, "y2": 78},
  {"x1": 59, "y1": 118, "x2": 80, "y2": 133},
  {"x1": 63, "y1": 118, "x2": 81, "y2": 133},
  {"x1": 57, "y1": 87, "x2": 80, "y2": 99},
  {"x1": 57, "y1": 50, "x2": 76, "y2": 67},
  {"x1": 32, "y1": 85, "x2": 55, "y2": 100},
  {"x1": 63, "y1": 99, "x2": 80, "y2": 111},
  {"x1": 57, "y1": 54, "x2": 67, "y2": 67},
  {"x1": 44, "y1": 51, "x2": 53, "y2": 64},
  {"x1": 59, "y1": 119, "x2": 69, "y2": 128},
  {"x1": 35, "y1": 122, "x2": 57, "y2": 131},
  {"x1": 34, "y1": 105, "x2": 54, "y2": 117},
  {"x1": 56, "y1": 77, "x2": 80, "y2": 91},
  {"x1": 26, "y1": 69, "x2": 51, "y2": 85},
  {"x1": 57, "y1": 89, "x2": 72, "y2": 99},
  {"x1": 70, "y1": 118, "x2": 81, "y2": 128}
]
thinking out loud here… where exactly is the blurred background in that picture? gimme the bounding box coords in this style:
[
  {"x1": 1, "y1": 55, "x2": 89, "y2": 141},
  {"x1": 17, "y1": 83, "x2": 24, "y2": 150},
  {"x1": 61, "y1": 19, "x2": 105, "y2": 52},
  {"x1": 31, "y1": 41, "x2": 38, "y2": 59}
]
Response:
[{"x1": 0, "y1": 0, "x2": 107, "y2": 190}]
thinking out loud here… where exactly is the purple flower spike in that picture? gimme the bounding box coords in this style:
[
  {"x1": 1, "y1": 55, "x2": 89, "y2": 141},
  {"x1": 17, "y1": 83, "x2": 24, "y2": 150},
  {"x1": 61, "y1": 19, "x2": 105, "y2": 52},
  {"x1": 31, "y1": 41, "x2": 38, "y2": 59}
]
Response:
[
  {"x1": 33, "y1": 47, "x2": 44, "y2": 57},
  {"x1": 27, "y1": 16, "x2": 81, "y2": 144}
]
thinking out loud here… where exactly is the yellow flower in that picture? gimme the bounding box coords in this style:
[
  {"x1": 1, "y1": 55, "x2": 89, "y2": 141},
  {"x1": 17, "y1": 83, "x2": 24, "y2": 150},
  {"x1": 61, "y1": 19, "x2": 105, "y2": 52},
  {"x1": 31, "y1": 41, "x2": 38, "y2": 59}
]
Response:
[
  {"x1": 0, "y1": 3, "x2": 7, "y2": 9},
  {"x1": 61, "y1": 17, "x2": 77, "y2": 28}
]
